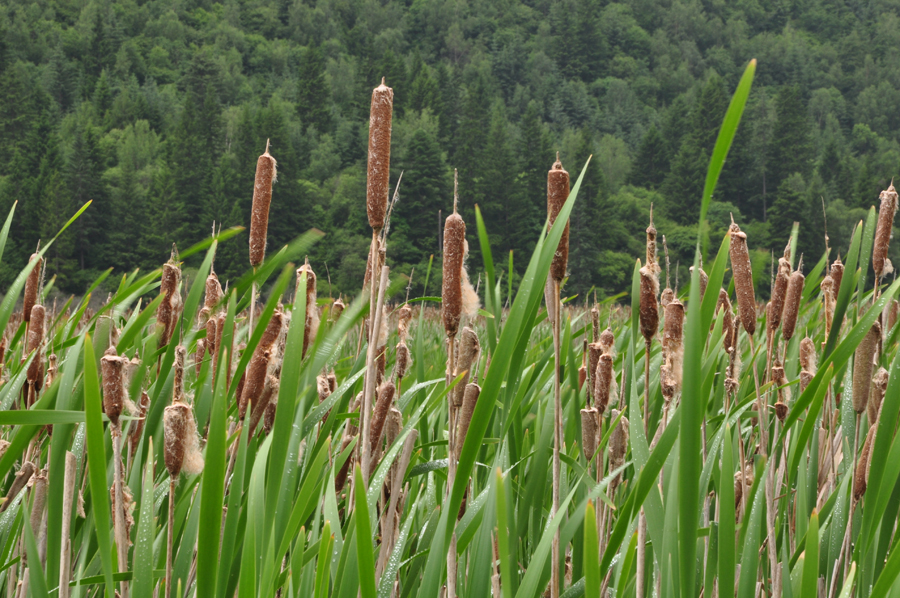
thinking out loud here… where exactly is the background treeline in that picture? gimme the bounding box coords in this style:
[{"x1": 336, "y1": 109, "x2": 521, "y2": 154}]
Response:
[{"x1": 2, "y1": 0, "x2": 899, "y2": 300}]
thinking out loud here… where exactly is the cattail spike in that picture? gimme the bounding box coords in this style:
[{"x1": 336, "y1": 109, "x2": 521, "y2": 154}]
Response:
[
  {"x1": 852, "y1": 322, "x2": 881, "y2": 414},
  {"x1": 249, "y1": 142, "x2": 277, "y2": 267},
  {"x1": 728, "y1": 221, "x2": 756, "y2": 335},
  {"x1": 367, "y1": 80, "x2": 394, "y2": 231},
  {"x1": 547, "y1": 157, "x2": 570, "y2": 282}
]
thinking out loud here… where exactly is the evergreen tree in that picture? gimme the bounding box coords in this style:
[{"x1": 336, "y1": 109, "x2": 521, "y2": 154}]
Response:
[
  {"x1": 768, "y1": 174, "x2": 810, "y2": 256},
  {"x1": 661, "y1": 75, "x2": 727, "y2": 225},
  {"x1": 628, "y1": 125, "x2": 667, "y2": 189},
  {"x1": 408, "y1": 55, "x2": 439, "y2": 115},
  {"x1": 394, "y1": 127, "x2": 449, "y2": 264},
  {"x1": 297, "y1": 46, "x2": 331, "y2": 133},
  {"x1": 515, "y1": 101, "x2": 552, "y2": 268},
  {"x1": 475, "y1": 102, "x2": 519, "y2": 264},
  {"x1": 566, "y1": 131, "x2": 607, "y2": 297},
  {"x1": 453, "y1": 71, "x2": 491, "y2": 200},
  {"x1": 435, "y1": 63, "x2": 460, "y2": 147},
  {"x1": 767, "y1": 85, "x2": 813, "y2": 194},
  {"x1": 65, "y1": 122, "x2": 108, "y2": 273}
]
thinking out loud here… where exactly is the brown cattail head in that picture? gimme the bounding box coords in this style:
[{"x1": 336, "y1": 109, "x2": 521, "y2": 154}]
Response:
[
  {"x1": 101, "y1": 346, "x2": 127, "y2": 426},
  {"x1": 774, "y1": 401, "x2": 788, "y2": 423},
  {"x1": 249, "y1": 141, "x2": 277, "y2": 267},
  {"x1": 195, "y1": 339, "x2": 206, "y2": 376},
  {"x1": 768, "y1": 248, "x2": 791, "y2": 334},
  {"x1": 873, "y1": 183, "x2": 898, "y2": 278},
  {"x1": 799, "y1": 370, "x2": 814, "y2": 394},
  {"x1": 22, "y1": 253, "x2": 41, "y2": 324},
  {"x1": 599, "y1": 327, "x2": 615, "y2": 355},
  {"x1": 728, "y1": 221, "x2": 756, "y2": 335},
  {"x1": 25, "y1": 304, "x2": 45, "y2": 385},
  {"x1": 660, "y1": 287, "x2": 675, "y2": 309},
  {"x1": 609, "y1": 409, "x2": 629, "y2": 480},
  {"x1": 852, "y1": 321, "x2": 881, "y2": 414},
  {"x1": 854, "y1": 423, "x2": 878, "y2": 501},
  {"x1": 869, "y1": 367, "x2": 889, "y2": 424},
  {"x1": 163, "y1": 401, "x2": 204, "y2": 478},
  {"x1": 639, "y1": 265, "x2": 659, "y2": 342},
  {"x1": 398, "y1": 303, "x2": 413, "y2": 340},
  {"x1": 889, "y1": 299, "x2": 900, "y2": 333},
  {"x1": 129, "y1": 391, "x2": 151, "y2": 458},
  {"x1": 205, "y1": 315, "x2": 218, "y2": 357},
  {"x1": 442, "y1": 212, "x2": 466, "y2": 338},
  {"x1": 157, "y1": 259, "x2": 183, "y2": 348},
  {"x1": 452, "y1": 326, "x2": 480, "y2": 407},
  {"x1": 239, "y1": 313, "x2": 283, "y2": 419},
  {"x1": 591, "y1": 306, "x2": 600, "y2": 343},
  {"x1": 594, "y1": 353, "x2": 614, "y2": 414},
  {"x1": 456, "y1": 382, "x2": 482, "y2": 460},
  {"x1": 547, "y1": 155, "x2": 570, "y2": 282},
  {"x1": 662, "y1": 300, "x2": 684, "y2": 354},
  {"x1": 205, "y1": 271, "x2": 223, "y2": 311},
  {"x1": 296, "y1": 263, "x2": 319, "y2": 358},
  {"x1": 781, "y1": 268, "x2": 805, "y2": 342},
  {"x1": 645, "y1": 208, "x2": 659, "y2": 276},
  {"x1": 691, "y1": 264, "x2": 709, "y2": 300},
  {"x1": 332, "y1": 296, "x2": 345, "y2": 322},
  {"x1": 821, "y1": 275, "x2": 835, "y2": 321},
  {"x1": 248, "y1": 374, "x2": 280, "y2": 439},
  {"x1": 831, "y1": 256, "x2": 844, "y2": 297},
  {"x1": 586, "y1": 342, "x2": 602, "y2": 402},
  {"x1": 799, "y1": 336, "x2": 817, "y2": 373},
  {"x1": 717, "y1": 289, "x2": 736, "y2": 353},
  {"x1": 396, "y1": 340, "x2": 411, "y2": 380},
  {"x1": 580, "y1": 407, "x2": 599, "y2": 461},
  {"x1": 367, "y1": 79, "x2": 393, "y2": 231},
  {"x1": 370, "y1": 381, "x2": 396, "y2": 452},
  {"x1": 173, "y1": 345, "x2": 186, "y2": 403},
  {"x1": 660, "y1": 363, "x2": 676, "y2": 401}
]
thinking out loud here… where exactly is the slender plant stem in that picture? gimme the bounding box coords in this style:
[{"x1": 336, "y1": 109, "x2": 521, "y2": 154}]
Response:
[
  {"x1": 112, "y1": 426, "x2": 129, "y2": 598},
  {"x1": 551, "y1": 280, "x2": 562, "y2": 598},
  {"x1": 166, "y1": 477, "x2": 176, "y2": 598}
]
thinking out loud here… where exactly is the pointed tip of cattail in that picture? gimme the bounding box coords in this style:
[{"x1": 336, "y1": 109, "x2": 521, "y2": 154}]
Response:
[
  {"x1": 552, "y1": 152, "x2": 563, "y2": 170},
  {"x1": 381, "y1": 76, "x2": 386, "y2": 86},
  {"x1": 265, "y1": 138, "x2": 270, "y2": 154}
]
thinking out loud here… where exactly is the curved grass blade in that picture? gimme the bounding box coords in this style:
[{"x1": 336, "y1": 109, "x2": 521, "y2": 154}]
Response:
[{"x1": 354, "y1": 465, "x2": 377, "y2": 598}]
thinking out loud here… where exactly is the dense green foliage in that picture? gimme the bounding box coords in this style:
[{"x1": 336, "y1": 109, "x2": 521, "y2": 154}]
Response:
[{"x1": 2, "y1": 0, "x2": 900, "y2": 297}]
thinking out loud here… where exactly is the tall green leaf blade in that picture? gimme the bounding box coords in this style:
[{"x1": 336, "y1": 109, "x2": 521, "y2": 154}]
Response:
[
  {"x1": 132, "y1": 440, "x2": 156, "y2": 598},
  {"x1": 354, "y1": 465, "x2": 377, "y2": 598}
]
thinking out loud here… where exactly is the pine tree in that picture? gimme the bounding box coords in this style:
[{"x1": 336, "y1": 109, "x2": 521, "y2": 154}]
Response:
[
  {"x1": 65, "y1": 122, "x2": 109, "y2": 273},
  {"x1": 768, "y1": 173, "x2": 810, "y2": 256},
  {"x1": 767, "y1": 85, "x2": 813, "y2": 193},
  {"x1": 628, "y1": 125, "x2": 667, "y2": 189},
  {"x1": 394, "y1": 127, "x2": 449, "y2": 264},
  {"x1": 566, "y1": 131, "x2": 607, "y2": 297},
  {"x1": 453, "y1": 71, "x2": 491, "y2": 201},
  {"x1": 297, "y1": 46, "x2": 331, "y2": 133},
  {"x1": 475, "y1": 102, "x2": 519, "y2": 263},
  {"x1": 661, "y1": 75, "x2": 727, "y2": 225},
  {"x1": 515, "y1": 101, "x2": 552, "y2": 268},
  {"x1": 408, "y1": 57, "x2": 439, "y2": 115}
]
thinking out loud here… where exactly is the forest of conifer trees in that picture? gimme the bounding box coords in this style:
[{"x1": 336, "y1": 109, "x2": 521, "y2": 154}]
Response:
[{"x1": 1, "y1": 0, "x2": 899, "y2": 299}]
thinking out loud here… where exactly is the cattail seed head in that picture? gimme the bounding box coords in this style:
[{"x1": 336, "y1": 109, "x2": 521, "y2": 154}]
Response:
[
  {"x1": 157, "y1": 259, "x2": 182, "y2": 349},
  {"x1": 599, "y1": 327, "x2": 615, "y2": 355},
  {"x1": 195, "y1": 339, "x2": 206, "y2": 376},
  {"x1": 580, "y1": 407, "x2": 599, "y2": 461},
  {"x1": 645, "y1": 210, "x2": 659, "y2": 277},
  {"x1": 129, "y1": 391, "x2": 151, "y2": 458},
  {"x1": 873, "y1": 183, "x2": 898, "y2": 278},
  {"x1": 889, "y1": 300, "x2": 900, "y2": 333},
  {"x1": 456, "y1": 382, "x2": 481, "y2": 460},
  {"x1": 442, "y1": 212, "x2": 466, "y2": 338},
  {"x1": 367, "y1": 79, "x2": 393, "y2": 231},
  {"x1": 163, "y1": 401, "x2": 204, "y2": 478},
  {"x1": 173, "y1": 345, "x2": 186, "y2": 402},
  {"x1": 869, "y1": 367, "x2": 889, "y2": 424},
  {"x1": 639, "y1": 266, "x2": 659, "y2": 342},
  {"x1": 716, "y1": 289, "x2": 736, "y2": 353},
  {"x1": 205, "y1": 271, "x2": 223, "y2": 311},
  {"x1": 452, "y1": 326, "x2": 480, "y2": 407},
  {"x1": 239, "y1": 313, "x2": 283, "y2": 419},
  {"x1": 398, "y1": 303, "x2": 413, "y2": 340},
  {"x1": 591, "y1": 307, "x2": 600, "y2": 343},
  {"x1": 774, "y1": 401, "x2": 788, "y2": 423},
  {"x1": 831, "y1": 257, "x2": 844, "y2": 297},
  {"x1": 781, "y1": 269, "x2": 805, "y2": 341},
  {"x1": 396, "y1": 340, "x2": 411, "y2": 380},
  {"x1": 296, "y1": 263, "x2": 319, "y2": 358},
  {"x1": 854, "y1": 423, "x2": 878, "y2": 501},
  {"x1": 821, "y1": 275, "x2": 835, "y2": 331},
  {"x1": 101, "y1": 346, "x2": 127, "y2": 426},
  {"x1": 249, "y1": 142, "x2": 277, "y2": 267},
  {"x1": 662, "y1": 300, "x2": 684, "y2": 355},
  {"x1": 768, "y1": 250, "x2": 791, "y2": 334},
  {"x1": 205, "y1": 315, "x2": 218, "y2": 357},
  {"x1": 660, "y1": 363, "x2": 676, "y2": 401},
  {"x1": 691, "y1": 264, "x2": 708, "y2": 299},
  {"x1": 332, "y1": 296, "x2": 345, "y2": 321},
  {"x1": 586, "y1": 342, "x2": 602, "y2": 402},
  {"x1": 248, "y1": 374, "x2": 280, "y2": 438},
  {"x1": 852, "y1": 321, "x2": 881, "y2": 414},
  {"x1": 547, "y1": 156, "x2": 570, "y2": 282},
  {"x1": 370, "y1": 381, "x2": 396, "y2": 452},
  {"x1": 609, "y1": 409, "x2": 629, "y2": 480},
  {"x1": 25, "y1": 304, "x2": 45, "y2": 385},
  {"x1": 660, "y1": 287, "x2": 675, "y2": 309},
  {"x1": 800, "y1": 370, "x2": 814, "y2": 394},
  {"x1": 728, "y1": 221, "x2": 756, "y2": 335},
  {"x1": 799, "y1": 337, "x2": 817, "y2": 373},
  {"x1": 22, "y1": 253, "x2": 41, "y2": 324},
  {"x1": 594, "y1": 353, "x2": 614, "y2": 414}
]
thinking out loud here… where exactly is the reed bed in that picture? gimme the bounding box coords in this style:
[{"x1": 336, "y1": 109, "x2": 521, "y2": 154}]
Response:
[{"x1": 4, "y1": 59, "x2": 900, "y2": 598}]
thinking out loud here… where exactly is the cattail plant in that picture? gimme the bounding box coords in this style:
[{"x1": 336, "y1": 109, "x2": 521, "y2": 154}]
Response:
[
  {"x1": 332, "y1": 296, "x2": 345, "y2": 321},
  {"x1": 781, "y1": 265, "x2": 805, "y2": 342},
  {"x1": 869, "y1": 367, "x2": 889, "y2": 424},
  {"x1": 799, "y1": 336, "x2": 817, "y2": 394},
  {"x1": 296, "y1": 262, "x2": 319, "y2": 358},
  {"x1": 22, "y1": 252, "x2": 41, "y2": 326},
  {"x1": 873, "y1": 183, "x2": 898, "y2": 281},
  {"x1": 852, "y1": 322, "x2": 880, "y2": 416},
  {"x1": 767, "y1": 241, "x2": 791, "y2": 344},
  {"x1": 101, "y1": 346, "x2": 130, "y2": 595},
  {"x1": 452, "y1": 327, "x2": 480, "y2": 408},
  {"x1": 822, "y1": 275, "x2": 836, "y2": 337},
  {"x1": 728, "y1": 218, "x2": 756, "y2": 335},
  {"x1": 249, "y1": 141, "x2": 277, "y2": 269},
  {"x1": 367, "y1": 79, "x2": 393, "y2": 232},
  {"x1": 546, "y1": 154, "x2": 570, "y2": 598},
  {"x1": 238, "y1": 312, "x2": 283, "y2": 421},
  {"x1": 156, "y1": 251, "x2": 182, "y2": 350},
  {"x1": 25, "y1": 304, "x2": 45, "y2": 406}
]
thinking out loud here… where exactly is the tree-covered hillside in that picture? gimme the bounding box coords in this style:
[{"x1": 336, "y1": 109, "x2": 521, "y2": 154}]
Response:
[{"x1": 1, "y1": 0, "x2": 899, "y2": 298}]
